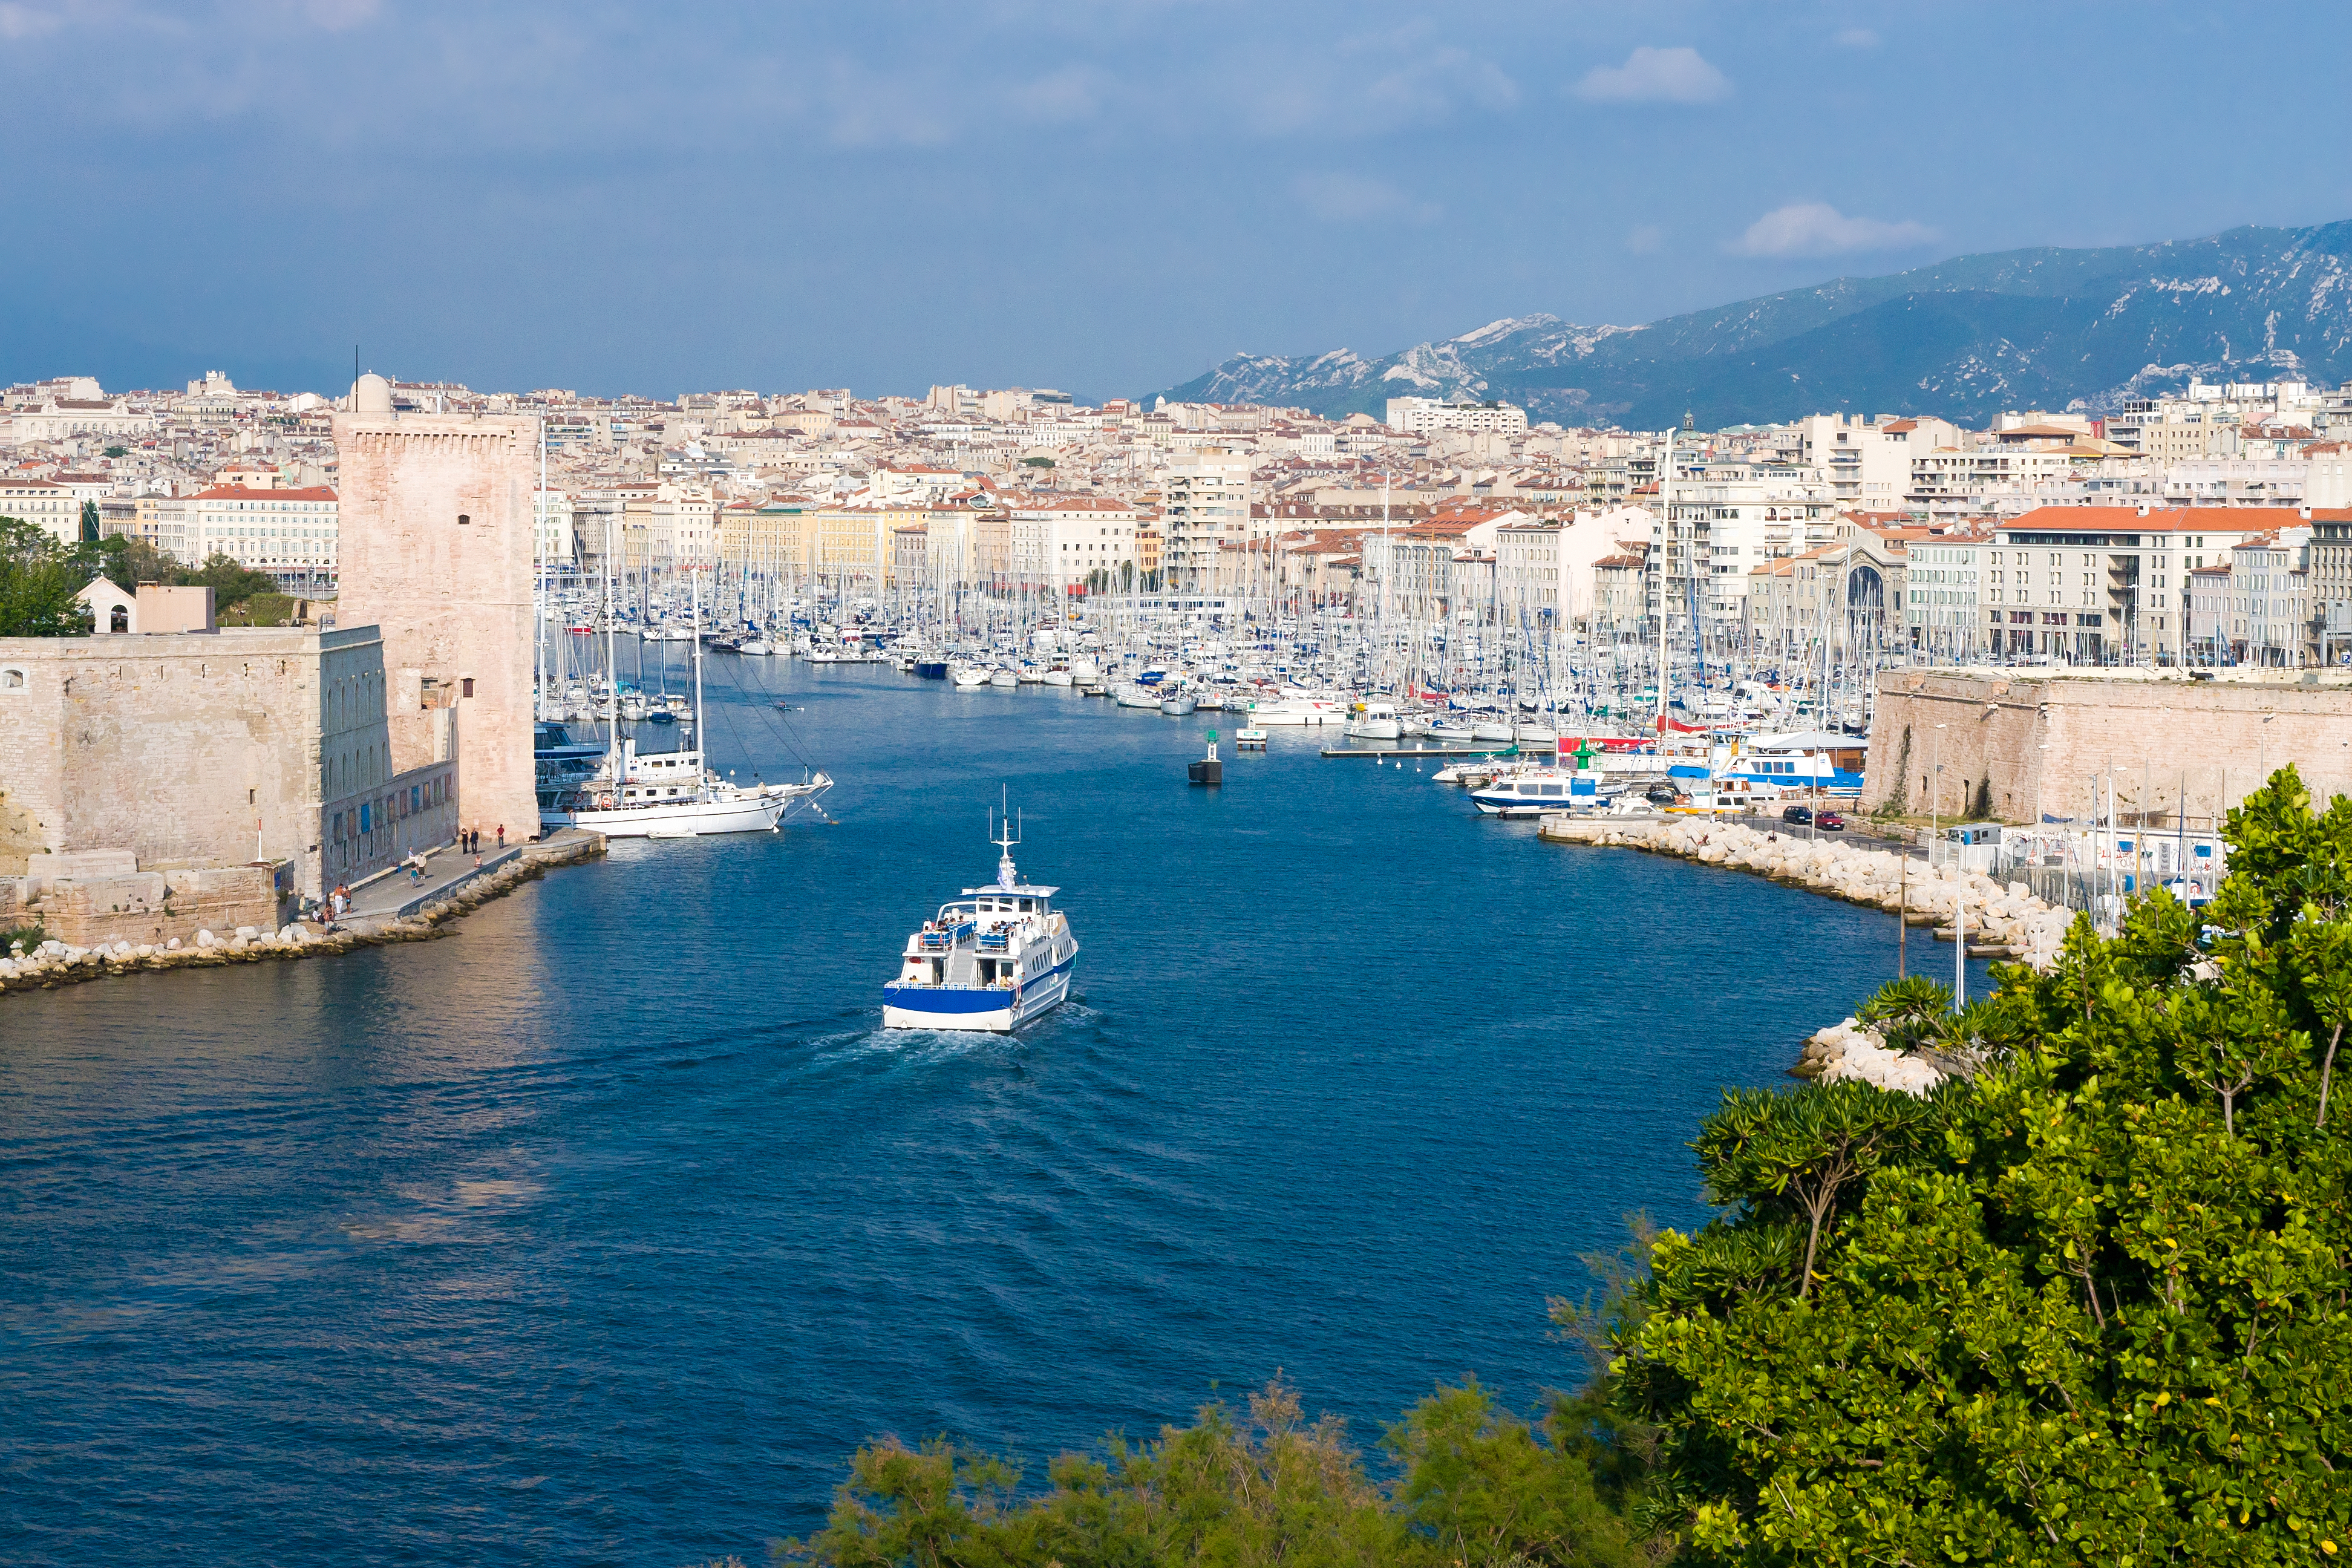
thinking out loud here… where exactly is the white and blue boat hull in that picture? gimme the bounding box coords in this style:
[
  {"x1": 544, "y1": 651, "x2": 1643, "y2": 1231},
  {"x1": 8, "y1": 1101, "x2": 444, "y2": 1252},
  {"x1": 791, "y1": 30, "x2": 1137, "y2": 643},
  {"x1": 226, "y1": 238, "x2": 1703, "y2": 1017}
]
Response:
[{"x1": 883, "y1": 955, "x2": 1074, "y2": 1033}]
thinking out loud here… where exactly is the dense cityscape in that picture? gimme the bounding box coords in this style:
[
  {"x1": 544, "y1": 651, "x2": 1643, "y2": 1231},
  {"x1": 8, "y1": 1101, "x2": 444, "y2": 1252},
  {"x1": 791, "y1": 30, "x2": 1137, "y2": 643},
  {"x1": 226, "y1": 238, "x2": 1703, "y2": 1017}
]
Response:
[{"x1": 10, "y1": 366, "x2": 2352, "y2": 667}]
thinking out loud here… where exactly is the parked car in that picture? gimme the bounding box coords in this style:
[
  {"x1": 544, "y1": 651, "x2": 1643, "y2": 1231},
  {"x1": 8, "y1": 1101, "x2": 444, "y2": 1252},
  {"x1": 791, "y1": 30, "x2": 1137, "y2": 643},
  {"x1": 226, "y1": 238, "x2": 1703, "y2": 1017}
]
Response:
[
  {"x1": 1780, "y1": 803, "x2": 1814, "y2": 824},
  {"x1": 1817, "y1": 811, "x2": 1846, "y2": 831}
]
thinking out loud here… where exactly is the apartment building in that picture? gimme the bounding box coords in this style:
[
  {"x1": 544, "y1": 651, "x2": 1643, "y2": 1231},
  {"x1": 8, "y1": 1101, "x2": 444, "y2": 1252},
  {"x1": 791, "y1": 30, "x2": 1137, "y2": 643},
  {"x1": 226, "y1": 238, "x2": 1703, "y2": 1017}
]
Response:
[
  {"x1": 534, "y1": 486, "x2": 575, "y2": 565},
  {"x1": 2, "y1": 477, "x2": 84, "y2": 544},
  {"x1": 1665, "y1": 462, "x2": 1838, "y2": 630},
  {"x1": 2310, "y1": 506, "x2": 2352, "y2": 664},
  {"x1": 1160, "y1": 448, "x2": 1252, "y2": 589},
  {"x1": 1907, "y1": 447, "x2": 2076, "y2": 521},
  {"x1": 129, "y1": 493, "x2": 194, "y2": 561},
  {"x1": 2225, "y1": 530, "x2": 2312, "y2": 665},
  {"x1": 1982, "y1": 505, "x2": 2291, "y2": 663},
  {"x1": 2187, "y1": 563, "x2": 2233, "y2": 654},
  {"x1": 1383, "y1": 397, "x2": 1529, "y2": 438},
  {"x1": 1010, "y1": 495, "x2": 1140, "y2": 591},
  {"x1": 189, "y1": 483, "x2": 339, "y2": 593},
  {"x1": 1903, "y1": 532, "x2": 1991, "y2": 660},
  {"x1": 1796, "y1": 413, "x2": 1959, "y2": 509}
]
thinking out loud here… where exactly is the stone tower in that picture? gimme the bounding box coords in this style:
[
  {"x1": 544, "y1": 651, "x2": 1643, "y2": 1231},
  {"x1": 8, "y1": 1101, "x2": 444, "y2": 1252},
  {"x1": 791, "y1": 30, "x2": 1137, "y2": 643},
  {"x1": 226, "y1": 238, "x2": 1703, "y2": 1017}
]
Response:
[{"x1": 332, "y1": 375, "x2": 539, "y2": 840}]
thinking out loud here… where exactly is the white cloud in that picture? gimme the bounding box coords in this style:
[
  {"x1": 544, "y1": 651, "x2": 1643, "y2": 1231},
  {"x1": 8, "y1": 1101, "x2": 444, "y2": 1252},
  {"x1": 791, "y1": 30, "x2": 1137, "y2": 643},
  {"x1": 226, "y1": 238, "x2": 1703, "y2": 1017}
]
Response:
[
  {"x1": 1730, "y1": 201, "x2": 1937, "y2": 258},
  {"x1": 1007, "y1": 65, "x2": 1111, "y2": 126},
  {"x1": 1292, "y1": 172, "x2": 1439, "y2": 225},
  {"x1": 1572, "y1": 46, "x2": 1728, "y2": 105},
  {"x1": 0, "y1": 2, "x2": 68, "y2": 39},
  {"x1": 1832, "y1": 27, "x2": 1879, "y2": 48},
  {"x1": 294, "y1": 0, "x2": 379, "y2": 30},
  {"x1": 815, "y1": 59, "x2": 956, "y2": 149},
  {"x1": 1246, "y1": 45, "x2": 1517, "y2": 139},
  {"x1": 1625, "y1": 224, "x2": 1663, "y2": 255}
]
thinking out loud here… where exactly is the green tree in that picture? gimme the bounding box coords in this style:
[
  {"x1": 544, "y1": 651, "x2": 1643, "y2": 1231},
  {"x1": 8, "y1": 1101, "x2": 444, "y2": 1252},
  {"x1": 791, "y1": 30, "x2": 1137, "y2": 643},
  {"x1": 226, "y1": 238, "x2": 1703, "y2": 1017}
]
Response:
[
  {"x1": 1620, "y1": 767, "x2": 2352, "y2": 1564},
  {"x1": 0, "y1": 515, "x2": 95, "y2": 635},
  {"x1": 94, "y1": 534, "x2": 188, "y2": 594},
  {"x1": 189, "y1": 552, "x2": 282, "y2": 612}
]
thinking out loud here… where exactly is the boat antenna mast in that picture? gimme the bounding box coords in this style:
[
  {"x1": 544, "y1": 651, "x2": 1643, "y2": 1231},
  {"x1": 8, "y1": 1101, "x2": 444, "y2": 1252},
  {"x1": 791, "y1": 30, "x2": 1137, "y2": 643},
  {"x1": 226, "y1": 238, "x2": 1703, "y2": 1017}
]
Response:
[{"x1": 990, "y1": 788, "x2": 1022, "y2": 887}]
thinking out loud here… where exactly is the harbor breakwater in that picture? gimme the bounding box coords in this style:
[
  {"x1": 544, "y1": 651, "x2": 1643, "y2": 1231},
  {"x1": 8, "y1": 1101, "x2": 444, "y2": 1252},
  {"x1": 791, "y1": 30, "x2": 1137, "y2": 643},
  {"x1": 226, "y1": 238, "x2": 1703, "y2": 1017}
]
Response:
[
  {"x1": 1536, "y1": 813, "x2": 2078, "y2": 1093},
  {"x1": 0, "y1": 832, "x2": 603, "y2": 996}
]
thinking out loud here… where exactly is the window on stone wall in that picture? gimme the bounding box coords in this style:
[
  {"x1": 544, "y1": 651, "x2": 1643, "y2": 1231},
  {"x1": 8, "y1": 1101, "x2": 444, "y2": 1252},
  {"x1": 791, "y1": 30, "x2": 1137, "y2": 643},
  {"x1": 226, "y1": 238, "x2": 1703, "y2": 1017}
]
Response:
[{"x1": 0, "y1": 667, "x2": 23, "y2": 691}]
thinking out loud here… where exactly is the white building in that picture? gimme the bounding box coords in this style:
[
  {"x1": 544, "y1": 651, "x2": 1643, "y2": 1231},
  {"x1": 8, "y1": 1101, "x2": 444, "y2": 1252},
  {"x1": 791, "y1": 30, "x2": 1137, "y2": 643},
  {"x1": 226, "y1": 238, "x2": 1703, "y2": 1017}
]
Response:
[
  {"x1": 1665, "y1": 462, "x2": 1839, "y2": 630},
  {"x1": 1797, "y1": 413, "x2": 1959, "y2": 509},
  {"x1": 1904, "y1": 533, "x2": 1991, "y2": 661},
  {"x1": 0, "y1": 477, "x2": 85, "y2": 544},
  {"x1": 1384, "y1": 397, "x2": 1529, "y2": 438},
  {"x1": 189, "y1": 484, "x2": 340, "y2": 593},
  {"x1": 1011, "y1": 495, "x2": 1141, "y2": 591},
  {"x1": 1493, "y1": 505, "x2": 1658, "y2": 626},
  {"x1": 2226, "y1": 529, "x2": 2313, "y2": 665},
  {"x1": 1160, "y1": 448, "x2": 1253, "y2": 589},
  {"x1": 1984, "y1": 505, "x2": 2291, "y2": 663},
  {"x1": 10, "y1": 399, "x2": 155, "y2": 445},
  {"x1": 534, "y1": 487, "x2": 576, "y2": 565}
]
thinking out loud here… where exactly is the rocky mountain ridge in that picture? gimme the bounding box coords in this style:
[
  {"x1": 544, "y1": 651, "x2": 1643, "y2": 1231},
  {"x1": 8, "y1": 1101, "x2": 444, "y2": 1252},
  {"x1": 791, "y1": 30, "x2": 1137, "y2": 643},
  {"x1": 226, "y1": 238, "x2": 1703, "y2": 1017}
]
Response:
[{"x1": 1153, "y1": 222, "x2": 2352, "y2": 429}]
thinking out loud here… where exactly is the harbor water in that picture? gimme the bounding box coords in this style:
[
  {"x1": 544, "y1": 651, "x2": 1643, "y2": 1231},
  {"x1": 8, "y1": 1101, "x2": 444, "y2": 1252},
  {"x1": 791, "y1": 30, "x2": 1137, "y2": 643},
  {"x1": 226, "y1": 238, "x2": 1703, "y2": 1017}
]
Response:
[{"x1": 0, "y1": 665, "x2": 1981, "y2": 1565}]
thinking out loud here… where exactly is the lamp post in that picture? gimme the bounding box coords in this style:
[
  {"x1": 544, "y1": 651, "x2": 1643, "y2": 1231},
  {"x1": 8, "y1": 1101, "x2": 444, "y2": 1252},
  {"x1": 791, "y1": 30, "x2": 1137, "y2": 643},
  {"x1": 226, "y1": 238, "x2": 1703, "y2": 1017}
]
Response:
[{"x1": 1932, "y1": 722, "x2": 1947, "y2": 867}]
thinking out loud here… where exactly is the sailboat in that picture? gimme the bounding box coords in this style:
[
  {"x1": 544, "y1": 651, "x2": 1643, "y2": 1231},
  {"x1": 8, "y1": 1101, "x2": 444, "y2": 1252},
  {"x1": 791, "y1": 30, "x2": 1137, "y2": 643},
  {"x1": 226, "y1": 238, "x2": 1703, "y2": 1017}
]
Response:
[{"x1": 539, "y1": 546, "x2": 831, "y2": 838}]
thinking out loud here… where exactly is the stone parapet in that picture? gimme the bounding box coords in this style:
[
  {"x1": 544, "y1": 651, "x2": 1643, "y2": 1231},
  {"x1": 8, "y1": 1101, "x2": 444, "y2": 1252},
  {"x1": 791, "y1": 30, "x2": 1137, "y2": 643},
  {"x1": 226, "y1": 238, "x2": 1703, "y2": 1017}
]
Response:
[{"x1": 1863, "y1": 667, "x2": 2352, "y2": 826}]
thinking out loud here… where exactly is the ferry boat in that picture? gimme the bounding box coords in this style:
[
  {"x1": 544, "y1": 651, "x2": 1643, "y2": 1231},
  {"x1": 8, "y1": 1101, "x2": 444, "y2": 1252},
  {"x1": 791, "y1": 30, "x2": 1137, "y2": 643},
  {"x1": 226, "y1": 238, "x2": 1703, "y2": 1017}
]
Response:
[{"x1": 882, "y1": 815, "x2": 1078, "y2": 1031}]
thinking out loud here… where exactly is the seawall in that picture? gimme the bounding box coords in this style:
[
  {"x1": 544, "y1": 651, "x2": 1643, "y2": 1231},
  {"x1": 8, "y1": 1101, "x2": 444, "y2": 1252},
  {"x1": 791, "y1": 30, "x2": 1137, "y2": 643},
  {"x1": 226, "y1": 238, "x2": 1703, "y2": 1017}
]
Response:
[{"x1": 0, "y1": 831, "x2": 603, "y2": 997}]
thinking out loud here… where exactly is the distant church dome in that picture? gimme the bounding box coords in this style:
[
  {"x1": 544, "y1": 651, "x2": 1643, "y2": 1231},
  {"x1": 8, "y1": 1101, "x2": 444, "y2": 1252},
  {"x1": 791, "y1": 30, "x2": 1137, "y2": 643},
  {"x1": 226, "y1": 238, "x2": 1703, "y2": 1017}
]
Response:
[{"x1": 352, "y1": 373, "x2": 393, "y2": 414}]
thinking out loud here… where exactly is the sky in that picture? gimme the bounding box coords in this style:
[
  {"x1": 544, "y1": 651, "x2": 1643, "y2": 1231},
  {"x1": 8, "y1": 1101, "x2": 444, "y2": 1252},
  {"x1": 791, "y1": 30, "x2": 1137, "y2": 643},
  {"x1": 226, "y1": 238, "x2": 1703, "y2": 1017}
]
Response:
[{"x1": 6, "y1": 0, "x2": 2351, "y2": 404}]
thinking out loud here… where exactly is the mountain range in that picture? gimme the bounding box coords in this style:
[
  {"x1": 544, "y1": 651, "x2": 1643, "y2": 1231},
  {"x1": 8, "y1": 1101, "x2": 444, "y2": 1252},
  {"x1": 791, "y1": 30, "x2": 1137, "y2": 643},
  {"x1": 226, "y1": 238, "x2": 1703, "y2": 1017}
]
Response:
[{"x1": 1152, "y1": 222, "x2": 2352, "y2": 431}]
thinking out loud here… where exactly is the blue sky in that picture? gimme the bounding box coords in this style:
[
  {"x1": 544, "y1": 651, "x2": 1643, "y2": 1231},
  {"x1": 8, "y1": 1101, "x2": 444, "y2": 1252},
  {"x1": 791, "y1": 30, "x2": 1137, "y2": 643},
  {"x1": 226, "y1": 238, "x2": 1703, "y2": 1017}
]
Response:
[{"x1": 6, "y1": 1, "x2": 2349, "y2": 402}]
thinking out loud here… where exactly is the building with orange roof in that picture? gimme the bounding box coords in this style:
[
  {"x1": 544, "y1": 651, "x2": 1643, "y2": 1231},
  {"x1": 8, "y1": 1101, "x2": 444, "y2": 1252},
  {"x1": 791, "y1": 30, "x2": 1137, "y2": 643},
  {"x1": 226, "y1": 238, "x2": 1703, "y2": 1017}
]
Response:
[
  {"x1": 189, "y1": 483, "x2": 340, "y2": 593},
  {"x1": 1979, "y1": 505, "x2": 2314, "y2": 663}
]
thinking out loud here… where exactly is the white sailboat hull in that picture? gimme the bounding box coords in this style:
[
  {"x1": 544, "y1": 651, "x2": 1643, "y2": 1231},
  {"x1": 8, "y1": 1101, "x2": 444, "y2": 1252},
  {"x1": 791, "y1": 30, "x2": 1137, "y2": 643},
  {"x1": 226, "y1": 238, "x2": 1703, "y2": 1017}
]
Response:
[{"x1": 540, "y1": 778, "x2": 831, "y2": 838}]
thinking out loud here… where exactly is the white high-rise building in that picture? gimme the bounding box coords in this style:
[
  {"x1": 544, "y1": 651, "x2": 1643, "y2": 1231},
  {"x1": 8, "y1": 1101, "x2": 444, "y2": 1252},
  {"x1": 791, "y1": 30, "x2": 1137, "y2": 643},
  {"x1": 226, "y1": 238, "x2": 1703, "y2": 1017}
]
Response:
[
  {"x1": 1160, "y1": 448, "x2": 1253, "y2": 589},
  {"x1": 1383, "y1": 397, "x2": 1529, "y2": 437}
]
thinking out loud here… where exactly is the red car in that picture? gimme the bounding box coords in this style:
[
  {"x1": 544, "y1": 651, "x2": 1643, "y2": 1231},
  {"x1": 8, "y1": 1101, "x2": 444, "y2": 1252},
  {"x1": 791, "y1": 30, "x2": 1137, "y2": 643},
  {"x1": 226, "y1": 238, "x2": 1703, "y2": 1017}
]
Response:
[{"x1": 1816, "y1": 810, "x2": 1846, "y2": 831}]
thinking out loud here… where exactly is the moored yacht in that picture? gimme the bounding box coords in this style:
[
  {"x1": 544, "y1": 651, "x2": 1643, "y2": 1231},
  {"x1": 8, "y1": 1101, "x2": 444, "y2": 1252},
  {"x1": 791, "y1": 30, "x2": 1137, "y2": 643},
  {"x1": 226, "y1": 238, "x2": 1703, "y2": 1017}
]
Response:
[{"x1": 882, "y1": 815, "x2": 1079, "y2": 1032}]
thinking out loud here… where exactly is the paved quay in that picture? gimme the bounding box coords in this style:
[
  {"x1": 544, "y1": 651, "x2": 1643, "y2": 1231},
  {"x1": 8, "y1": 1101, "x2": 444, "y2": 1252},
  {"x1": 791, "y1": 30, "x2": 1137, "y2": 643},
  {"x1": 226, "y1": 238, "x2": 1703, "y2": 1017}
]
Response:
[{"x1": 341, "y1": 841, "x2": 526, "y2": 922}]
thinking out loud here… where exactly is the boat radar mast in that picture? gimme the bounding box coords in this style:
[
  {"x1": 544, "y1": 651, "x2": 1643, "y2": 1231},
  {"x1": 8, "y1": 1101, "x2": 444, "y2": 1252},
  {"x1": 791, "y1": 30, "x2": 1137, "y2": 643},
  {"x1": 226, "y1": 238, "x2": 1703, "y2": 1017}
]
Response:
[{"x1": 988, "y1": 792, "x2": 1022, "y2": 889}]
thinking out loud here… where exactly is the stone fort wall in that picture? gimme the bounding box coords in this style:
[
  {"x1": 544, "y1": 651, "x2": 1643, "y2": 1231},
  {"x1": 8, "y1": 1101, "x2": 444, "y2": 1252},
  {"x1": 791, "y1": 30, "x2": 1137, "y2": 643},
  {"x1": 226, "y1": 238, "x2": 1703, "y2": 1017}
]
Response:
[
  {"x1": 1863, "y1": 668, "x2": 2352, "y2": 827},
  {"x1": 0, "y1": 627, "x2": 378, "y2": 880}
]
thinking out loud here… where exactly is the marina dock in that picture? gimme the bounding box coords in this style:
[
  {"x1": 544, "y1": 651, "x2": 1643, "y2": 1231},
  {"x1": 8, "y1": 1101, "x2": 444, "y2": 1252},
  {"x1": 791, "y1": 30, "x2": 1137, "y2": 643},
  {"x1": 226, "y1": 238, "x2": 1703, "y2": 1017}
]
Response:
[{"x1": 1319, "y1": 745, "x2": 1520, "y2": 759}]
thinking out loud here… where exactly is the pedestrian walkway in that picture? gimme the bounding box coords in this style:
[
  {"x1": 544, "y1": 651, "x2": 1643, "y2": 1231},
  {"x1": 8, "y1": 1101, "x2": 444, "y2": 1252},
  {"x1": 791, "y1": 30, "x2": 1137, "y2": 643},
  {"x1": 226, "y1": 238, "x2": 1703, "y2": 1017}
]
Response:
[{"x1": 341, "y1": 841, "x2": 522, "y2": 921}]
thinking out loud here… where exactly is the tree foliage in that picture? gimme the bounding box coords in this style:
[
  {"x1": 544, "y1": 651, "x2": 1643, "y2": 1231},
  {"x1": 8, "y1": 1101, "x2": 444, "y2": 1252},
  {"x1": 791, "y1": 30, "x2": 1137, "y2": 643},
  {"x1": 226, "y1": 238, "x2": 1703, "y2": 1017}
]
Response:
[
  {"x1": 1622, "y1": 766, "x2": 2352, "y2": 1564},
  {"x1": 783, "y1": 1373, "x2": 1652, "y2": 1568},
  {"x1": 0, "y1": 514, "x2": 97, "y2": 635}
]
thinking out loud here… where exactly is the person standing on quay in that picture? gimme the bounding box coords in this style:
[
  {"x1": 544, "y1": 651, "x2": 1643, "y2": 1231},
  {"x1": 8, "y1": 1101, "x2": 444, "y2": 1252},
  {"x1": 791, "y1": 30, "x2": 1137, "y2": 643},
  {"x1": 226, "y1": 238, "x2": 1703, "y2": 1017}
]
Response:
[{"x1": 496, "y1": 824, "x2": 505, "y2": 851}]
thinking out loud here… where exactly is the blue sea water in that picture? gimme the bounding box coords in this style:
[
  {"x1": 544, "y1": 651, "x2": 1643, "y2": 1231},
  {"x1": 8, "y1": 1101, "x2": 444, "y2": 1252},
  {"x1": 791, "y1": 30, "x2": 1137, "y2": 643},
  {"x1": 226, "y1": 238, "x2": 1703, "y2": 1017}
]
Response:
[{"x1": 0, "y1": 665, "x2": 1987, "y2": 1565}]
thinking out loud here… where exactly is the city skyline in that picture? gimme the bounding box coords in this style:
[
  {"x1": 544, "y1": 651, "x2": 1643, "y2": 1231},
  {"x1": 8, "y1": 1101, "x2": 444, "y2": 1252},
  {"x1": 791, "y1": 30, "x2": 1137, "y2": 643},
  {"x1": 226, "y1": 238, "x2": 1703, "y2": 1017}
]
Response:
[{"x1": 5, "y1": 1, "x2": 2350, "y2": 400}]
